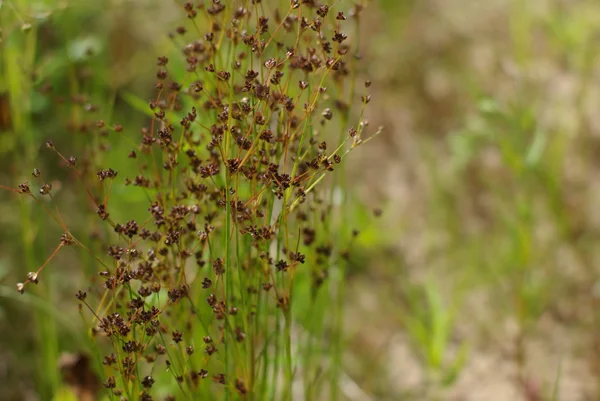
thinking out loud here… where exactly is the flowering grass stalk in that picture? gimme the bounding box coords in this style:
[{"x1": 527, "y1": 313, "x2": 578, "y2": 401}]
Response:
[{"x1": 2, "y1": 1, "x2": 377, "y2": 399}]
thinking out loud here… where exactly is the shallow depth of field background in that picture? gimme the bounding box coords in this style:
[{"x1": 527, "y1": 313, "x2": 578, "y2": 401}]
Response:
[{"x1": 2, "y1": 0, "x2": 600, "y2": 400}]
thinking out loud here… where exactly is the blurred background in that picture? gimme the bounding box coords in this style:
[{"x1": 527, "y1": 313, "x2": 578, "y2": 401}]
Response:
[{"x1": 2, "y1": 0, "x2": 600, "y2": 400}]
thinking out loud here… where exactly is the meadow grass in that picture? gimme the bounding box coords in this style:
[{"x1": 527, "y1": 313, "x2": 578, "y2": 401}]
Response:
[
  {"x1": 4, "y1": 0, "x2": 600, "y2": 400},
  {"x1": 1, "y1": 1, "x2": 377, "y2": 400}
]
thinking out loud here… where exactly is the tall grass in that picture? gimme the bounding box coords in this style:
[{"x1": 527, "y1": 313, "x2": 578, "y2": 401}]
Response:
[{"x1": 1, "y1": 1, "x2": 376, "y2": 400}]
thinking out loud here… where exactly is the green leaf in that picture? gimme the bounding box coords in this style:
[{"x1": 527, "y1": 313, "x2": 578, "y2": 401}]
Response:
[
  {"x1": 525, "y1": 128, "x2": 547, "y2": 167},
  {"x1": 425, "y1": 280, "x2": 452, "y2": 370},
  {"x1": 120, "y1": 91, "x2": 154, "y2": 119},
  {"x1": 442, "y1": 342, "x2": 469, "y2": 387}
]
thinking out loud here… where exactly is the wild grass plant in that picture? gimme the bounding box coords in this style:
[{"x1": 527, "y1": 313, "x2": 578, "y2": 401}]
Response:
[
  {"x1": 1, "y1": 1, "x2": 377, "y2": 400},
  {"x1": 9, "y1": 0, "x2": 600, "y2": 400}
]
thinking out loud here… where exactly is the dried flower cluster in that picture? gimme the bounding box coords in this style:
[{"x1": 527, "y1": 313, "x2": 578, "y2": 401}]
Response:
[{"x1": 2, "y1": 1, "x2": 378, "y2": 399}]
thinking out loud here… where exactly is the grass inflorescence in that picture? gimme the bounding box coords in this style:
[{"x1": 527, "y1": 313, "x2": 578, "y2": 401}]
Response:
[{"x1": 1, "y1": 1, "x2": 376, "y2": 400}]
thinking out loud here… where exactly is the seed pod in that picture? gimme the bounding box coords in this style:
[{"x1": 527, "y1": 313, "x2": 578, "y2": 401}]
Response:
[{"x1": 27, "y1": 272, "x2": 39, "y2": 284}]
